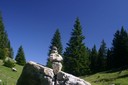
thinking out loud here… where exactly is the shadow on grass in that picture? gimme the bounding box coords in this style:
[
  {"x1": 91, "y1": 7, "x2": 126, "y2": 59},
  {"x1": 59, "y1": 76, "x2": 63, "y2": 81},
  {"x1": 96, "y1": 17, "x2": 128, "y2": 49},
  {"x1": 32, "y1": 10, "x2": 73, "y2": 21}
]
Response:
[
  {"x1": 93, "y1": 78, "x2": 116, "y2": 83},
  {"x1": 105, "y1": 65, "x2": 128, "y2": 73},
  {"x1": 93, "y1": 74, "x2": 128, "y2": 83},
  {"x1": 117, "y1": 74, "x2": 128, "y2": 79}
]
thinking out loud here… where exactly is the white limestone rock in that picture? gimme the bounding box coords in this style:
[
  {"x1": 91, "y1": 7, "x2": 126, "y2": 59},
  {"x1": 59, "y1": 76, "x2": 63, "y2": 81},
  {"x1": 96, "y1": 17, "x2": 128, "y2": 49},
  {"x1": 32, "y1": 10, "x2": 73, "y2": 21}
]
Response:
[{"x1": 17, "y1": 61, "x2": 91, "y2": 85}]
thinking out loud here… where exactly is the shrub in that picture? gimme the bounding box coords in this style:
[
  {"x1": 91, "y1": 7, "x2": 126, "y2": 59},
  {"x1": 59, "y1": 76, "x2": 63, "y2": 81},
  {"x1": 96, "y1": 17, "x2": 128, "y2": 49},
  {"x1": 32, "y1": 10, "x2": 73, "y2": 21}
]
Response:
[{"x1": 3, "y1": 57, "x2": 16, "y2": 68}]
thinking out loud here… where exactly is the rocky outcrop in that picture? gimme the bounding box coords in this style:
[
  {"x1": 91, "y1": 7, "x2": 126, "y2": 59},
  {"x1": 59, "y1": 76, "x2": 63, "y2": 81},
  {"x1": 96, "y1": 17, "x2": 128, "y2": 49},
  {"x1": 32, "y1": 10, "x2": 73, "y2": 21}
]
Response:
[{"x1": 17, "y1": 61, "x2": 91, "y2": 85}]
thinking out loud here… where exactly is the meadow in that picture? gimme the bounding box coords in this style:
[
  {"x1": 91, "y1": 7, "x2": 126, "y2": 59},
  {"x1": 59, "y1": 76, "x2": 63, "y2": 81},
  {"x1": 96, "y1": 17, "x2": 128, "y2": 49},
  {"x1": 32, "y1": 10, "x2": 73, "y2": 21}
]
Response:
[
  {"x1": 0, "y1": 59, "x2": 128, "y2": 85},
  {"x1": 83, "y1": 69, "x2": 128, "y2": 85},
  {"x1": 0, "y1": 60, "x2": 23, "y2": 85}
]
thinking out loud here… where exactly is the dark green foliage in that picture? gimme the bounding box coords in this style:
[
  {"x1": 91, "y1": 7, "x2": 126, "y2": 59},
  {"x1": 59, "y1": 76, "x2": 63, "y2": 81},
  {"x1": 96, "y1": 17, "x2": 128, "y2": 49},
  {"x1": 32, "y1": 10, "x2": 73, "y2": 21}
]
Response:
[
  {"x1": 0, "y1": 13, "x2": 8, "y2": 49},
  {"x1": 0, "y1": 48, "x2": 5, "y2": 59},
  {"x1": 90, "y1": 45, "x2": 98, "y2": 73},
  {"x1": 112, "y1": 27, "x2": 128, "y2": 68},
  {"x1": 0, "y1": 13, "x2": 7, "y2": 59},
  {"x1": 4, "y1": 57, "x2": 15, "y2": 68},
  {"x1": 63, "y1": 18, "x2": 90, "y2": 76},
  {"x1": 106, "y1": 48, "x2": 113, "y2": 69},
  {"x1": 7, "y1": 40, "x2": 14, "y2": 59},
  {"x1": 0, "y1": 13, "x2": 6, "y2": 48},
  {"x1": 97, "y1": 40, "x2": 107, "y2": 71},
  {"x1": 48, "y1": 29, "x2": 63, "y2": 55},
  {"x1": 15, "y1": 46, "x2": 26, "y2": 66},
  {"x1": 0, "y1": 12, "x2": 14, "y2": 59},
  {"x1": 46, "y1": 58, "x2": 52, "y2": 68},
  {"x1": 46, "y1": 29, "x2": 63, "y2": 68}
]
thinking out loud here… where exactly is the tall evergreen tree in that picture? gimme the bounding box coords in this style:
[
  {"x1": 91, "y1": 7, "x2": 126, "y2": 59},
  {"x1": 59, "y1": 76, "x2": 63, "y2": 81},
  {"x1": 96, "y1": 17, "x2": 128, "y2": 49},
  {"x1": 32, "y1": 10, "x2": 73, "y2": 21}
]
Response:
[
  {"x1": 7, "y1": 40, "x2": 14, "y2": 59},
  {"x1": 46, "y1": 29, "x2": 63, "y2": 68},
  {"x1": 106, "y1": 48, "x2": 113, "y2": 70},
  {"x1": 0, "y1": 12, "x2": 13, "y2": 59},
  {"x1": 112, "y1": 27, "x2": 128, "y2": 68},
  {"x1": 0, "y1": 13, "x2": 7, "y2": 48},
  {"x1": 90, "y1": 45, "x2": 98, "y2": 73},
  {"x1": 0, "y1": 13, "x2": 5, "y2": 50},
  {"x1": 15, "y1": 46, "x2": 26, "y2": 66},
  {"x1": 97, "y1": 40, "x2": 107, "y2": 71},
  {"x1": 63, "y1": 18, "x2": 90, "y2": 76}
]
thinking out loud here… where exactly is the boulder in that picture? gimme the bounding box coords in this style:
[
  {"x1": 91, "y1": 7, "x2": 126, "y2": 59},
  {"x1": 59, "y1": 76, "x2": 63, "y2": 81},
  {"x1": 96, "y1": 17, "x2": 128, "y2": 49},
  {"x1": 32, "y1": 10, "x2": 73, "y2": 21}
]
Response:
[{"x1": 17, "y1": 61, "x2": 91, "y2": 85}]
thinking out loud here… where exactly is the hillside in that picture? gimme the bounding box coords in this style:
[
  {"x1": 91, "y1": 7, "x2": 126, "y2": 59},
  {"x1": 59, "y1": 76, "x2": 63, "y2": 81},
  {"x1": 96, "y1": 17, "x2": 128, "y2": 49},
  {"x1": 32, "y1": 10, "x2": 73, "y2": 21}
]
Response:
[
  {"x1": 83, "y1": 69, "x2": 128, "y2": 85},
  {"x1": 1, "y1": 59, "x2": 128, "y2": 85},
  {"x1": 0, "y1": 60, "x2": 23, "y2": 85}
]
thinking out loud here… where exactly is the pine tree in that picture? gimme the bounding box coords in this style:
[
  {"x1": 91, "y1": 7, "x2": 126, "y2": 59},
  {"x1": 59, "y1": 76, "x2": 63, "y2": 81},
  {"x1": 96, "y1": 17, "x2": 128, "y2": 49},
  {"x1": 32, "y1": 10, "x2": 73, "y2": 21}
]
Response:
[
  {"x1": 0, "y1": 13, "x2": 7, "y2": 48},
  {"x1": 46, "y1": 29, "x2": 63, "y2": 68},
  {"x1": 97, "y1": 40, "x2": 107, "y2": 71},
  {"x1": 63, "y1": 18, "x2": 90, "y2": 76},
  {"x1": 90, "y1": 45, "x2": 98, "y2": 73},
  {"x1": 7, "y1": 40, "x2": 14, "y2": 59},
  {"x1": 0, "y1": 12, "x2": 14, "y2": 59},
  {"x1": 112, "y1": 27, "x2": 128, "y2": 68},
  {"x1": 15, "y1": 46, "x2": 26, "y2": 66},
  {"x1": 106, "y1": 48, "x2": 113, "y2": 70}
]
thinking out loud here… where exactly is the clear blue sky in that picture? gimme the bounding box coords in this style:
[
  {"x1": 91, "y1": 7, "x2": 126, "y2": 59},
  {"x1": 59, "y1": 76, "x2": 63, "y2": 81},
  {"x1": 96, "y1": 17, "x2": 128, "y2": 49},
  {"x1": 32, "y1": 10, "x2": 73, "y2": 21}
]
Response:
[{"x1": 0, "y1": 0, "x2": 128, "y2": 65}]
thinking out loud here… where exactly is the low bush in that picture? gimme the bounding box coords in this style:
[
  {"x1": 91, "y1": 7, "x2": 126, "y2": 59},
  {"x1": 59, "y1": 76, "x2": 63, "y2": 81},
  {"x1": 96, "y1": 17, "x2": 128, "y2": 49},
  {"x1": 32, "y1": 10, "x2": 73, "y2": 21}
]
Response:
[{"x1": 3, "y1": 57, "x2": 16, "y2": 68}]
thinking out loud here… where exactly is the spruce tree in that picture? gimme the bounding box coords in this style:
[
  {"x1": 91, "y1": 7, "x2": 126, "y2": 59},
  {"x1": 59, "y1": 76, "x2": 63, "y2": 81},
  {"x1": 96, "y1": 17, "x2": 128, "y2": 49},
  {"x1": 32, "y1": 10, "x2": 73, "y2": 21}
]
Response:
[
  {"x1": 7, "y1": 40, "x2": 14, "y2": 59},
  {"x1": 15, "y1": 46, "x2": 26, "y2": 66},
  {"x1": 0, "y1": 12, "x2": 13, "y2": 59},
  {"x1": 0, "y1": 13, "x2": 5, "y2": 48},
  {"x1": 90, "y1": 45, "x2": 98, "y2": 73},
  {"x1": 0, "y1": 13, "x2": 7, "y2": 48},
  {"x1": 97, "y1": 40, "x2": 107, "y2": 71},
  {"x1": 63, "y1": 18, "x2": 90, "y2": 76},
  {"x1": 106, "y1": 48, "x2": 113, "y2": 70},
  {"x1": 46, "y1": 29, "x2": 63, "y2": 68},
  {"x1": 112, "y1": 27, "x2": 128, "y2": 68}
]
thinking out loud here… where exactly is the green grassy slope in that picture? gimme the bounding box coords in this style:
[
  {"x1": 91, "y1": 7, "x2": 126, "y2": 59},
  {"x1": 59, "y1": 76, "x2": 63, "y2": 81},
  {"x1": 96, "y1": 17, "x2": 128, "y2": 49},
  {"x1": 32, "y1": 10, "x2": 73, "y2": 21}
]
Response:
[
  {"x1": 1, "y1": 59, "x2": 128, "y2": 85},
  {"x1": 0, "y1": 60, "x2": 23, "y2": 85},
  {"x1": 83, "y1": 69, "x2": 128, "y2": 85}
]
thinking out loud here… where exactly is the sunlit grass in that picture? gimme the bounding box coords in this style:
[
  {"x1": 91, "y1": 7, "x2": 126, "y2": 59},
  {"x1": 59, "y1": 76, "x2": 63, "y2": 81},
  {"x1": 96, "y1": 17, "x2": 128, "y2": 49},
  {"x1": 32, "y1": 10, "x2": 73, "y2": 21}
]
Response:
[
  {"x1": 0, "y1": 60, "x2": 23, "y2": 85},
  {"x1": 83, "y1": 69, "x2": 128, "y2": 85},
  {"x1": 1, "y1": 59, "x2": 128, "y2": 85}
]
